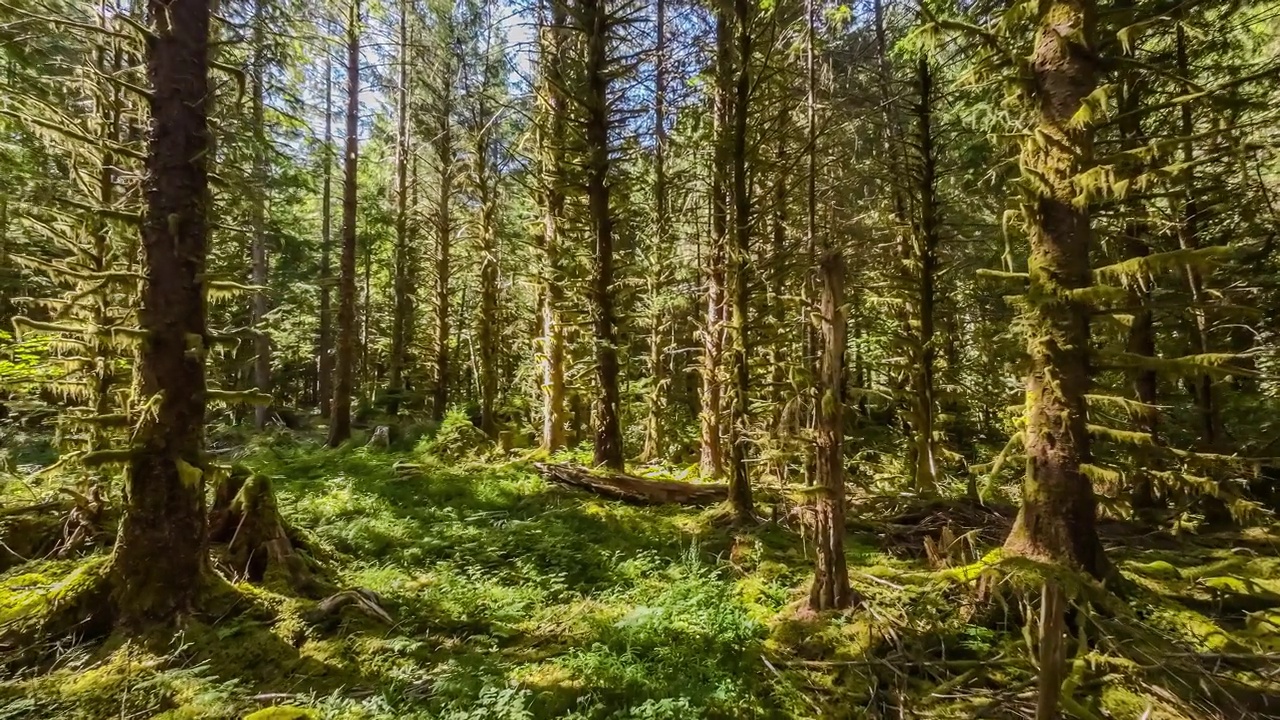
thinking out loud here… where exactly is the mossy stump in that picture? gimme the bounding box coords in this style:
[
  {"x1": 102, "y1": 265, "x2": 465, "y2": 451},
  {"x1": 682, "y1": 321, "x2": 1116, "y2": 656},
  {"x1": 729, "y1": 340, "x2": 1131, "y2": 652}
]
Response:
[{"x1": 210, "y1": 468, "x2": 317, "y2": 594}]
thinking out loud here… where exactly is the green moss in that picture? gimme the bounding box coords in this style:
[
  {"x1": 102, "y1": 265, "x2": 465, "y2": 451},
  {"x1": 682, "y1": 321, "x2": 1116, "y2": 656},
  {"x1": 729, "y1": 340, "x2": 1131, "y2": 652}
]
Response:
[
  {"x1": 243, "y1": 707, "x2": 318, "y2": 720},
  {"x1": 1100, "y1": 685, "x2": 1156, "y2": 719},
  {"x1": 4, "y1": 443, "x2": 1279, "y2": 719},
  {"x1": 0, "y1": 554, "x2": 109, "y2": 642},
  {"x1": 1125, "y1": 560, "x2": 1181, "y2": 580},
  {"x1": 1147, "y1": 602, "x2": 1239, "y2": 652},
  {"x1": 938, "y1": 547, "x2": 1004, "y2": 583},
  {"x1": 6, "y1": 644, "x2": 244, "y2": 719},
  {"x1": 1182, "y1": 556, "x2": 1248, "y2": 581}
]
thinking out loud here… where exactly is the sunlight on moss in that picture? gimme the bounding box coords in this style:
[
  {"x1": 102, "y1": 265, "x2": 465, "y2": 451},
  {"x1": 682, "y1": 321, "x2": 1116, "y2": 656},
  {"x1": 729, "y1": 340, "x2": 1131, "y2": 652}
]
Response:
[{"x1": 5, "y1": 443, "x2": 1279, "y2": 718}]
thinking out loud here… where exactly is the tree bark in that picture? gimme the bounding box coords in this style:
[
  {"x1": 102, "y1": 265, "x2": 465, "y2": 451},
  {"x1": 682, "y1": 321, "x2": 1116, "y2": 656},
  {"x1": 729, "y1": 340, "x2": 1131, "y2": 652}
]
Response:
[
  {"x1": 640, "y1": 0, "x2": 669, "y2": 463},
  {"x1": 1174, "y1": 19, "x2": 1219, "y2": 450},
  {"x1": 387, "y1": 5, "x2": 413, "y2": 417},
  {"x1": 473, "y1": 12, "x2": 500, "y2": 439},
  {"x1": 1002, "y1": 0, "x2": 1108, "y2": 580},
  {"x1": 1117, "y1": 43, "x2": 1159, "y2": 512},
  {"x1": 872, "y1": 0, "x2": 910, "y2": 441},
  {"x1": 808, "y1": 252, "x2": 855, "y2": 611},
  {"x1": 725, "y1": 0, "x2": 754, "y2": 519},
  {"x1": 537, "y1": 463, "x2": 729, "y2": 505},
  {"x1": 538, "y1": 0, "x2": 568, "y2": 451},
  {"x1": 87, "y1": 22, "x2": 121, "y2": 456},
  {"x1": 910, "y1": 55, "x2": 939, "y2": 495},
  {"x1": 328, "y1": 0, "x2": 360, "y2": 448},
  {"x1": 802, "y1": 0, "x2": 821, "y2": 476},
  {"x1": 251, "y1": 0, "x2": 270, "y2": 430},
  {"x1": 700, "y1": 0, "x2": 731, "y2": 480},
  {"x1": 111, "y1": 0, "x2": 212, "y2": 628},
  {"x1": 583, "y1": 0, "x2": 623, "y2": 470},
  {"x1": 431, "y1": 40, "x2": 456, "y2": 423},
  {"x1": 317, "y1": 52, "x2": 334, "y2": 418},
  {"x1": 0, "y1": 195, "x2": 9, "y2": 323}
]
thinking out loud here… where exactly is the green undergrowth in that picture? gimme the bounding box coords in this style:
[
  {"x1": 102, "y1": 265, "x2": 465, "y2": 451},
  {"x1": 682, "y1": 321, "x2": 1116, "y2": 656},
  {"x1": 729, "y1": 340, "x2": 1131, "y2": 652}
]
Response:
[{"x1": 2, "y1": 440, "x2": 1279, "y2": 718}]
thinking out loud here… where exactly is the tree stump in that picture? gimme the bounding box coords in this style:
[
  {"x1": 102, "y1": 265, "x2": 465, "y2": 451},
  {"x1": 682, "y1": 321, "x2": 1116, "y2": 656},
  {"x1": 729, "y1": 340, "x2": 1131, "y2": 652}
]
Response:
[
  {"x1": 366, "y1": 425, "x2": 391, "y2": 451},
  {"x1": 210, "y1": 468, "x2": 316, "y2": 593}
]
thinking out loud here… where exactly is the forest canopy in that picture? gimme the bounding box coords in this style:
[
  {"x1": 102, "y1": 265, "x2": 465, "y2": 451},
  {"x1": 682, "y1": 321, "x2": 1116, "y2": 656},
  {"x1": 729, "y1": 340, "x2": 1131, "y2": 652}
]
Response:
[{"x1": 1, "y1": 0, "x2": 1280, "y2": 717}]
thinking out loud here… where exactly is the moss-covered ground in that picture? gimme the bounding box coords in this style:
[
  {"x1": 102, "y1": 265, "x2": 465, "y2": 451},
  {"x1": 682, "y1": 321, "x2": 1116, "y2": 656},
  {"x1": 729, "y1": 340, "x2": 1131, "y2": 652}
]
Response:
[{"x1": 2, "y1": 438, "x2": 1279, "y2": 718}]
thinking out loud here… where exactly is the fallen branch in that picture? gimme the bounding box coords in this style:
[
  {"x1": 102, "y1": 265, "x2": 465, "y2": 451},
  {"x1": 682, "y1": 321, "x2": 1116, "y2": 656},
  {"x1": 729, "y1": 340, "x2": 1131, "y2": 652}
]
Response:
[
  {"x1": 306, "y1": 588, "x2": 392, "y2": 625},
  {"x1": 535, "y1": 462, "x2": 728, "y2": 506},
  {"x1": 0, "y1": 501, "x2": 61, "y2": 519}
]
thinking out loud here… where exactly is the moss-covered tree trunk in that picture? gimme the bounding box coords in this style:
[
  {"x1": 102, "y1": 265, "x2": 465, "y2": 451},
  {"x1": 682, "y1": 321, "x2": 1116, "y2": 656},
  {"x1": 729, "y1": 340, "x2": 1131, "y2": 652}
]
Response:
[
  {"x1": 725, "y1": 0, "x2": 754, "y2": 519},
  {"x1": 250, "y1": 0, "x2": 270, "y2": 430},
  {"x1": 1117, "y1": 48, "x2": 1159, "y2": 512},
  {"x1": 386, "y1": 6, "x2": 413, "y2": 417},
  {"x1": 88, "y1": 25, "x2": 122, "y2": 458},
  {"x1": 700, "y1": 1, "x2": 730, "y2": 480},
  {"x1": 431, "y1": 51, "x2": 456, "y2": 423},
  {"x1": 328, "y1": 0, "x2": 360, "y2": 448},
  {"x1": 1174, "y1": 20, "x2": 1219, "y2": 451},
  {"x1": 909, "y1": 55, "x2": 940, "y2": 496},
  {"x1": 0, "y1": 195, "x2": 9, "y2": 324},
  {"x1": 538, "y1": 0, "x2": 568, "y2": 452},
  {"x1": 317, "y1": 53, "x2": 334, "y2": 418},
  {"x1": 110, "y1": 0, "x2": 212, "y2": 627},
  {"x1": 582, "y1": 0, "x2": 624, "y2": 470},
  {"x1": 473, "y1": 76, "x2": 499, "y2": 440},
  {"x1": 640, "y1": 0, "x2": 669, "y2": 463},
  {"x1": 1002, "y1": 0, "x2": 1108, "y2": 580},
  {"x1": 808, "y1": 252, "x2": 854, "y2": 611}
]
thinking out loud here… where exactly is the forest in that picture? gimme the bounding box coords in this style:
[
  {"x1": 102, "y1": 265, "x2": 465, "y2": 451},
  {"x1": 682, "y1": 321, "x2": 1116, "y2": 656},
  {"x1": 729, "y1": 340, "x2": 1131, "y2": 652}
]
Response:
[{"x1": 1, "y1": 0, "x2": 1280, "y2": 717}]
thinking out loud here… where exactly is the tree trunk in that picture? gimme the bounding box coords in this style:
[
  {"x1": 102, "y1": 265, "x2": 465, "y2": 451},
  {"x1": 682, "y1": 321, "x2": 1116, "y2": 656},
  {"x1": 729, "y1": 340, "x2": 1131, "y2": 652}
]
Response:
[
  {"x1": 872, "y1": 0, "x2": 910, "y2": 444},
  {"x1": 767, "y1": 117, "x2": 788, "y2": 433},
  {"x1": 328, "y1": 0, "x2": 360, "y2": 448},
  {"x1": 360, "y1": 220, "x2": 372, "y2": 400},
  {"x1": 1002, "y1": 0, "x2": 1108, "y2": 581},
  {"x1": 583, "y1": 0, "x2": 623, "y2": 470},
  {"x1": 111, "y1": 0, "x2": 212, "y2": 628},
  {"x1": 537, "y1": 0, "x2": 568, "y2": 452},
  {"x1": 474, "y1": 41, "x2": 500, "y2": 439},
  {"x1": 802, "y1": 0, "x2": 821, "y2": 476},
  {"x1": 1174, "y1": 20, "x2": 1218, "y2": 450},
  {"x1": 1117, "y1": 48, "x2": 1159, "y2": 512},
  {"x1": 537, "y1": 463, "x2": 729, "y2": 506},
  {"x1": 808, "y1": 252, "x2": 855, "y2": 611},
  {"x1": 251, "y1": 0, "x2": 270, "y2": 430},
  {"x1": 317, "y1": 53, "x2": 334, "y2": 419},
  {"x1": 910, "y1": 55, "x2": 939, "y2": 495},
  {"x1": 725, "y1": 0, "x2": 754, "y2": 519},
  {"x1": 700, "y1": 0, "x2": 731, "y2": 480},
  {"x1": 87, "y1": 25, "x2": 121, "y2": 457},
  {"x1": 431, "y1": 51, "x2": 456, "y2": 423},
  {"x1": 387, "y1": 6, "x2": 412, "y2": 417},
  {"x1": 0, "y1": 195, "x2": 9, "y2": 323},
  {"x1": 640, "y1": 0, "x2": 669, "y2": 463}
]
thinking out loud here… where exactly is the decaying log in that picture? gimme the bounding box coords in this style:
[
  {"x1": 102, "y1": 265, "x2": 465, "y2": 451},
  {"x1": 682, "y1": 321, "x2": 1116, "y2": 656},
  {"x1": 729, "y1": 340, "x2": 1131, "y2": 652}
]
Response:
[{"x1": 535, "y1": 462, "x2": 728, "y2": 506}]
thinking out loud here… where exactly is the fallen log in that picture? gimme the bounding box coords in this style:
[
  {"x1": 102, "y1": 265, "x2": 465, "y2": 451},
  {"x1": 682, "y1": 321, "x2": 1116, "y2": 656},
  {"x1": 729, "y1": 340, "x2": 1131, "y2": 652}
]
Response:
[{"x1": 535, "y1": 462, "x2": 728, "y2": 506}]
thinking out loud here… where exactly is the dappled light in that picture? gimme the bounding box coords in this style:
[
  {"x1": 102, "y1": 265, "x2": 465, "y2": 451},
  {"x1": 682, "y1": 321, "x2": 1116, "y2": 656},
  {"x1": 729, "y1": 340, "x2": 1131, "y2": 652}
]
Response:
[{"x1": 2, "y1": 0, "x2": 1280, "y2": 717}]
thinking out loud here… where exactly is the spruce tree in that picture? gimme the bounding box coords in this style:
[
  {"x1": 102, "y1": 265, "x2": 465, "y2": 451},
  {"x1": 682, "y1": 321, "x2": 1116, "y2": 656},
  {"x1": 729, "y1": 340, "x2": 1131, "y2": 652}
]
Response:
[{"x1": 111, "y1": 0, "x2": 213, "y2": 627}]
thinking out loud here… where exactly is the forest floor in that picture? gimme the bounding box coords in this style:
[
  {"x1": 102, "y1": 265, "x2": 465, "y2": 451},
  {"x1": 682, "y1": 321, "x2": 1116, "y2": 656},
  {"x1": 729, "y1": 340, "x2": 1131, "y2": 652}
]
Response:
[{"x1": 2, "y1": 432, "x2": 1280, "y2": 719}]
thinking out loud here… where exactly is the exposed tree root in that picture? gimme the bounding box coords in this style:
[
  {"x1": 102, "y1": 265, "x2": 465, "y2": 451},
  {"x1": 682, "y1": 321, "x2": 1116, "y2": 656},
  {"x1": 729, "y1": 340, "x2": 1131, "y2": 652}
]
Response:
[
  {"x1": 210, "y1": 467, "x2": 319, "y2": 595},
  {"x1": 304, "y1": 588, "x2": 392, "y2": 630},
  {"x1": 535, "y1": 462, "x2": 728, "y2": 505},
  {"x1": 56, "y1": 485, "x2": 110, "y2": 558},
  {"x1": 0, "y1": 486, "x2": 114, "y2": 571}
]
